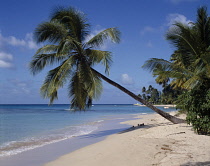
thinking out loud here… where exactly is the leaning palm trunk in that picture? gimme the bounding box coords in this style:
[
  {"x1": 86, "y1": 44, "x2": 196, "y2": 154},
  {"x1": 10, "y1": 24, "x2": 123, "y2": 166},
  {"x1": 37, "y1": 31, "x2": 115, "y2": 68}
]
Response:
[
  {"x1": 92, "y1": 68, "x2": 186, "y2": 124},
  {"x1": 32, "y1": 7, "x2": 186, "y2": 124}
]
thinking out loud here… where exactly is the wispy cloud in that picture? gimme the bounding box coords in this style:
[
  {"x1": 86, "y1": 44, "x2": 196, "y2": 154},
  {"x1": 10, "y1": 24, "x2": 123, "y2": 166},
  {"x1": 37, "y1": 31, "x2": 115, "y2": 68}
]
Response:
[
  {"x1": 146, "y1": 41, "x2": 153, "y2": 48},
  {"x1": 140, "y1": 14, "x2": 191, "y2": 36},
  {"x1": 169, "y1": 0, "x2": 198, "y2": 4},
  {"x1": 8, "y1": 79, "x2": 32, "y2": 94},
  {"x1": 0, "y1": 52, "x2": 13, "y2": 68},
  {"x1": 121, "y1": 73, "x2": 134, "y2": 85},
  {"x1": 166, "y1": 14, "x2": 192, "y2": 27},
  {"x1": 0, "y1": 32, "x2": 38, "y2": 50},
  {"x1": 0, "y1": 32, "x2": 39, "y2": 69},
  {"x1": 140, "y1": 26, "x2": 159, "y2": 48},
  {"x1": 25, "y1": 33, "x2": 39, "y2": 49},
  {"x1": 140, "y1": 26, "x2": 156, "y2": 35}
]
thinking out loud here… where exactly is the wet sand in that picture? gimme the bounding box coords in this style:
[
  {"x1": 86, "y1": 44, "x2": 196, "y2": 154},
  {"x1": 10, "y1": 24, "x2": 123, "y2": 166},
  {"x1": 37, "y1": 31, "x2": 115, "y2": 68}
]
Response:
[{"x1": 45, "y1": 112, "x2": 210, "y2": 166}]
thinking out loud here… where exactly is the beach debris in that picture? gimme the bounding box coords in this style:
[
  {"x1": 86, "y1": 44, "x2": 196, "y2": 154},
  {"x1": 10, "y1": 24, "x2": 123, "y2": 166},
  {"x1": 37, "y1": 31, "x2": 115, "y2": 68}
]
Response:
[
  {"x1": 161, "y1": 144, "x2": 172, "y2": 151},
  {"x1": 119, "y1": 123, "x2": 145, "y2": 134},
  {"x1": 167, "y1": 132, "x2": 186, "y2": 136},
  {"x1": 138, "y1": 123, "x2": 144, "y2": 126}
]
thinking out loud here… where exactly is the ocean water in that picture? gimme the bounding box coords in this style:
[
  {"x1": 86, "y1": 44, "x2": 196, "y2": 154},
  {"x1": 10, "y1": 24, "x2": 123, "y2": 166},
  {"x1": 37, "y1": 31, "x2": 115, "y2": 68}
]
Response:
[{"x1": 0, "y1": 104, "x2": 176, "y2": 158}]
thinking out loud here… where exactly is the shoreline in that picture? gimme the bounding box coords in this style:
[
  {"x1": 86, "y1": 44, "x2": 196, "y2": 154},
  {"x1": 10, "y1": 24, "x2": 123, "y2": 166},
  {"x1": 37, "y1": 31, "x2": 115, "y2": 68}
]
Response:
[
  {"x1": 133, "y1": 104, "x2": 177, "y2": 107},
  {"x1": 0, "y1": 114, "x2": 136, "y2": 166},
  {"x1": 44, "y1": 112, "x2": 210, "y2": 166}
]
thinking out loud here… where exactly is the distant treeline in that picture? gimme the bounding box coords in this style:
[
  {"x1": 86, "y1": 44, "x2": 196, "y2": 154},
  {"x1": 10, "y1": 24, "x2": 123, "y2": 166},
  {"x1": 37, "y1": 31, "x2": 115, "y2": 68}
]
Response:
[{"x1": 138, "y1": 84, "x2": 181, "y2": 105}]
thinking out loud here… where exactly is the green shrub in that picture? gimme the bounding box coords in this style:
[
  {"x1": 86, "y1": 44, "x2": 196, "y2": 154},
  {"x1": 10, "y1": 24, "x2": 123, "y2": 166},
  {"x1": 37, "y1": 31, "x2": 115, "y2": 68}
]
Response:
[{"x1": 176, "y1": 86, "x2": 210, "y2": 135}]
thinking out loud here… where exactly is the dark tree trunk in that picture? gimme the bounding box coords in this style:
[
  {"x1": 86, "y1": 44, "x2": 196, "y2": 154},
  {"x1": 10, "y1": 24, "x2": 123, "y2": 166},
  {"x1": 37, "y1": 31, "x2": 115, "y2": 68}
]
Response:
[{"x1": 92, "y1": 68, "x2": 186, "y2": 124}]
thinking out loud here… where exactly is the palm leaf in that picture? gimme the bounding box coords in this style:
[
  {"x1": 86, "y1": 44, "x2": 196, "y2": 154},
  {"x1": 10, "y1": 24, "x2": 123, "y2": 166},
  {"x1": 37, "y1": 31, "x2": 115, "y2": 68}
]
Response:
[
  {"x1": 51, "y1": 6, "x2": 90, "y2": 42},
  {"x1": 34, "y1": 21, "x2": 68, "y2": 43},
  {"x1": 166, "y1": 23, "x2": 200, "y2": 57},
  {"x1": 182, "y1": 75, "x2": 201, "y2": 90},
  {"x1": 86, "y1": 28, "x2": 120, "y2": 48},
  {"x1": 56, "y1": 36, "x2": 81, "y2": 54},
  {"x1": 79, "y1": 58, "x2": 103, "y2": 98},
  {"x1": 86, "y1": 49, "x2": 112, "y2": 74},
  {"x1": 142, "y1": 58, "x2": 172, "y2": 72},
  {"x1": 35, "y1": 45, "x2": 58, "y2": 54},
  {"x1": 40, "y1": 57, "x2": 75, "y2": 104},
  {"x1": 30, "y1": 52, "x2": 67, "y2": 75},
  {"x1": 68, "y1": 71, "x2": 89, "y2": 110},
  {"x1": 196, "y1": 6, "x2": 210, "y2": 47}
]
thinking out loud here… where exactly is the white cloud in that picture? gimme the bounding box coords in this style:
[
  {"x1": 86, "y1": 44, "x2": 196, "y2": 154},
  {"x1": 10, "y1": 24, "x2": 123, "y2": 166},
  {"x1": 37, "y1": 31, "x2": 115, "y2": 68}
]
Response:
[
  {"x1": 166, "y1": 14, "x2": 192, "y2": 27},
  {"x1": 0, "y1": 52, "x2": 13, "y2": 68},
  {"x1": 140, "y1": 14, "x2": 191, "y2": 35},
  {"x1": 121, "y1": 74, "x2": 134, "y2": 85},
  {"x1": 169, "y1": 0, "x2": 198, "y2": 4},
  {"x1": 0, "y1": 32, "x2": 38, "y2": 68},
  {"x1": 9, "y1": 79, "x2": 32, "y2": 94},
  {"x1": 146, "y1": 41, "x2": 153, "y2": 48},
  {"x1": 0, "y1": 60, "x2": 13, "y2": 68},
  {"x1": 6, "y1": 36, "x2": 26, "y2": 46},
  {"x1": 0, "y1": 52, "x2": 13, "y2": 60},
  {"x1": 25, "y1": 33, "x2": 39, "y2": 49},
  {"x1": 139, "y1": 14, "x2": 191, "y2": 49},
  {"x1": 140, "y1": 26, "x2": 155, "y2": 35},
  {"x1": 0, "y1": 32, "x2": 38, "y2": 50}
]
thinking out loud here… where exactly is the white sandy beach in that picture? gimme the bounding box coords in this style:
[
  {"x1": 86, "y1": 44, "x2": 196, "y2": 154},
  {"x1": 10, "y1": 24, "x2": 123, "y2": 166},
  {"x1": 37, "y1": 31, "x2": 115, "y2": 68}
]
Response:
[{"x1": 44, "y1": 112, "x2": 210, "y2": 166}]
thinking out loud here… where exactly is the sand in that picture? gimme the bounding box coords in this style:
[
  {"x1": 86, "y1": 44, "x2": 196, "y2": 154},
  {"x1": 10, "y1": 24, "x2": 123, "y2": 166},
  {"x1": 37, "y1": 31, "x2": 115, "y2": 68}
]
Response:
[{"x1": 44, "y1": 112, "x2": 210, "y2": 166}]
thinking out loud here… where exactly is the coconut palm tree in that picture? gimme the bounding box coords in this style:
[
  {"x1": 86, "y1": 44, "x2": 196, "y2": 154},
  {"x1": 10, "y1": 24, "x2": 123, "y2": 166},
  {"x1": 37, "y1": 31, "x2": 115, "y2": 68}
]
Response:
[
  {"x1": 143, "y1": 6, "x2": 210, "y2": 91},
  {"x1": 142, "y1": 6, "x2": 210, "y2": 132},
  {"x1": 30, "y1": 6, "x2": 185, "y2": 124}
]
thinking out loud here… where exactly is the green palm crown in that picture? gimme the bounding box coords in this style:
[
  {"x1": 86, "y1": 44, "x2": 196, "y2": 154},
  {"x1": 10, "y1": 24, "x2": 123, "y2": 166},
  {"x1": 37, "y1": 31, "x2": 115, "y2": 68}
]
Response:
[
  {"x1": 143, "y1": 6, "x2": 210, "y2": 90},
  {"x1": 30, "y1": 7, "x2": 120, "y2": 109}
]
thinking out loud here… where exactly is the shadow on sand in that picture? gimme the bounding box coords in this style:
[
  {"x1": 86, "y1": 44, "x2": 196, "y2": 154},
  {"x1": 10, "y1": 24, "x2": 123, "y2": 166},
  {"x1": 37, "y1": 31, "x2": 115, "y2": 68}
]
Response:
[
  {"x1": 118, "y1": 123, "x2": 146, "y2": 134},
  {"x1": 181, "y1": 161, "x2": 210, "y2": 166},
  {"x1": 118, "y1": 121, "x2": 176, "y2": 134},
  {"x1": 78, "y1": 127, "x2": 129, "y2": 139}
]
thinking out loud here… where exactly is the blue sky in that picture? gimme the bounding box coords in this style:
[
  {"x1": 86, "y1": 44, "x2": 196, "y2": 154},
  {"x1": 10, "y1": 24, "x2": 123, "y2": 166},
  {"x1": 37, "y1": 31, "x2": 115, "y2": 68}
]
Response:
[{"x1": 0, "y1": 0, "x2": 208, "y2": 104}]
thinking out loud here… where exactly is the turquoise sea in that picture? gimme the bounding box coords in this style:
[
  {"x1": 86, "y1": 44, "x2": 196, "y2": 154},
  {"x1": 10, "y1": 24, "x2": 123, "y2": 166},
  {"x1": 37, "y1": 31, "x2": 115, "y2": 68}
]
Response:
[{"x1": 0, "y1": 104, "x2": 176, "y2": 158}]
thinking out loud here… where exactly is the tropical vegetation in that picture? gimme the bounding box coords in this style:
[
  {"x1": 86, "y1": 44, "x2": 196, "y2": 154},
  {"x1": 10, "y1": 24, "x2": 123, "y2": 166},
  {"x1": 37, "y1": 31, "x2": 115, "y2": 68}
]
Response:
[
  {"x1": 139, "y1": 85, "x2": 160, "y2": 104},
  {"x1": 143, "y1": 6, "x2": 210, "y2": 134},
  {"x1": 30, "y1": 6, "x2": 184, "y2": 124},
  {"x1": 139, "y1": 85, "x2": 181, "y2": 104}
]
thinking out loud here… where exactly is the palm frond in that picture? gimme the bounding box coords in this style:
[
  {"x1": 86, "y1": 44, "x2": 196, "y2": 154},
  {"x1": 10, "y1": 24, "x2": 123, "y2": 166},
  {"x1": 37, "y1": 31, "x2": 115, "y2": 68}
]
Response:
[
  {"x1": 90, "y1": 72, "x2": 103, "y2": 99},
  {"x1": 196, "y1": 6, "x2": 210, "y2": 47},
  {"x1": 200, "y1": 52, "x2": 210, "y2": 78},
  {"x1": 34, "y1": 21, "x2": 68, "y2": 43},
  {"x1": 30, "y1": 52, "x2": 67, "y2": 75},
  {"x1": 50, "y1": 6, "x2": 90, "y2": 42},
  {"x1": 170, "y1": 50, "x2": 195, "y2": 69},
  {"x1": 56, "y1": 36, "x2": 81, "y2": 54},
  {"x1": 79, "y1": 59, "x2": 103, "y2": 98},
  {"x1": 40, "y1": 58, "x2": 75, "y2": 104},
  {"x1": 153, "y1": 65, "x2": 170, "y2": 85},
  {"x1": 68, "y1": 71, "x2": 89, "y2": 110},
  {"x1": 171, "y1": 77, "x2": 187, "y2": 89},
  {"x1": 35, "y1": 45, "x2": 58, "y2": 54},
  {"x1": 142, "y1": 58, "x2": 172, "y2": 72},
  {"x1": 68, "y1": 61, "x2": 103, "y2": 110},
  {"x1": 143, "y1": 58, "x2": 194, "y2": 76},
  {"x1": 86, "y1": 49, "x2": 112, "y2": 74},
  {"x1": 166, "y1": 23, "x2": 200, "y2": 57},
  {"x1": 182, "y1": 75, "x2": 201, "y2": 90},
  {"x1": 86, "y1": 28, "x2": 120, "y2": 48}
]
